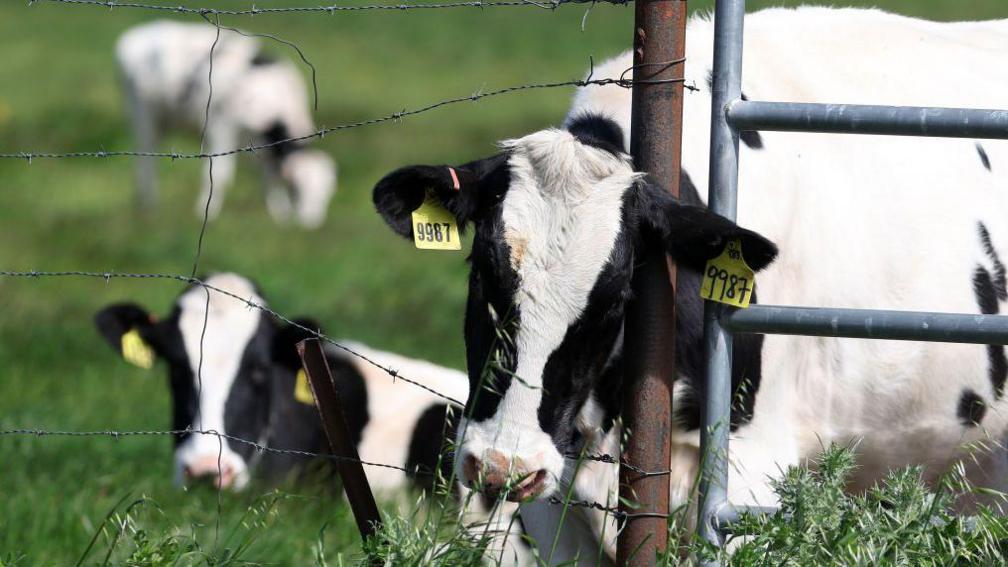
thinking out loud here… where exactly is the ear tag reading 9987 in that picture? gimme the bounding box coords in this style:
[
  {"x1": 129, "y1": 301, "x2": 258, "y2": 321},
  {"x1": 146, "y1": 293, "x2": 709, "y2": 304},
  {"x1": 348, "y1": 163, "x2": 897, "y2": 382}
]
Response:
[
  {"x1": 294, "y1": 369, "x2": 315, "y2": 405},
  {"x1": 700, "y1": 239, "x2": 755, "y2": 308},
  {"x1": 121, "y1": 328, "x2": 154, "y2": 369},
  {"x1": 411, "y1": 191, "x2": 461, "y2": 251}
]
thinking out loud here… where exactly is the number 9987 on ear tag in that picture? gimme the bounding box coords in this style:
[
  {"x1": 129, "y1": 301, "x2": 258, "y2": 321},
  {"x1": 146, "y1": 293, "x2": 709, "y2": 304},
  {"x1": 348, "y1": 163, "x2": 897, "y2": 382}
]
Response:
[
  {"x1": 700, "y1": 239, "x2": 755, "y2": 308},
  {"x1": 411, "y1": 194, "x2": 461, "y2": 251}
]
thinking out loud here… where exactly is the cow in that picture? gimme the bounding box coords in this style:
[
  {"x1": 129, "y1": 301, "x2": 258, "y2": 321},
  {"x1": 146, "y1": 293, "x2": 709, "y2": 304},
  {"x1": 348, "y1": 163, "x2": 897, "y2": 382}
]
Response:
[
  {"x1": 116, "y1": 20, "x2": 337, "y2": 228},
  {"x1": 92, "y1": 272, "x2": 468, "y2": 490},
  {"x1": 372, "y1": 7, "x2": 1008, "y2": 563},
  {"x1": 93, "y1": 272, "x2": 528, "y2": 564}
]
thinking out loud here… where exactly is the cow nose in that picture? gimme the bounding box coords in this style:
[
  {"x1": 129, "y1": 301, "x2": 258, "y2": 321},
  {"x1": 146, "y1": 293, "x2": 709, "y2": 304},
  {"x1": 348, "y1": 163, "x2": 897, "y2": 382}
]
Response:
[
  {"x1": 463, "y1": 452, "x2": 549, "y2": 502},
  {"x1": 183, "y1": 456, "x2": 237, "y2": 489}
]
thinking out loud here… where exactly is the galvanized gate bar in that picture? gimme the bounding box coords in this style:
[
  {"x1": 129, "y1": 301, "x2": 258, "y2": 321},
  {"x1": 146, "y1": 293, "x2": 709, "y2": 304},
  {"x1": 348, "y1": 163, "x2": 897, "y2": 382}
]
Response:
[
  {"x1": 728, "y1": 101, "x2": 1008, "y2": 139},
  {"x1": 723, "y1": 305, "x2": 1008, "y2": 344},
  {"x1": 697, "y1": 0, "x2": 746, "y2": 558},
  {"x1": 700, "y1": 0, "x2": 1008, "y2": 562},
  {"x1": 714, "y1": 504, "x2": 779, "y2": 530}
]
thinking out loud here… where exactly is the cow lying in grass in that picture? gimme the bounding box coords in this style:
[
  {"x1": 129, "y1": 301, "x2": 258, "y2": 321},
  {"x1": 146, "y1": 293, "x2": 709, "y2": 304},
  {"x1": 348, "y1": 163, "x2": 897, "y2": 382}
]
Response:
[
  {"x1": 94, "y1": 273, "x2": 527, "y2": 564},
  {"x1": 116, "y1": 20, "x2": 336, "y2": 228},
  {"x1": 372, "y1": 7, "x2": 1008, "y2": 564}
]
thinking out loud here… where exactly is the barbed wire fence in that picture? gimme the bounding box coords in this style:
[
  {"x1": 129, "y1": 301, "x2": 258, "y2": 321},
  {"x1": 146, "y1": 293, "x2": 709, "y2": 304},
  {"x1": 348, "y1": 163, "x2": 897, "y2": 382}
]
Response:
[{"x1": 1, "y1": 0, "x2": 690, "y2": 561}]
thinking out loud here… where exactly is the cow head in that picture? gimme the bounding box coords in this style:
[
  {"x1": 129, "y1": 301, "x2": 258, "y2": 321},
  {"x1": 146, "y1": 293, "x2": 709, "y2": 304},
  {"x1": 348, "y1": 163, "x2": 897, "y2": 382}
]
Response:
[
  {"x1": 373, "y1": 114, "x2": 777, "y2": 501},
  {"x1": 280, "y1": 148, "x2": 337, "y2": 229},
  {"x1": 94, "y1": 273, "x2": 314, "y2": 489}
]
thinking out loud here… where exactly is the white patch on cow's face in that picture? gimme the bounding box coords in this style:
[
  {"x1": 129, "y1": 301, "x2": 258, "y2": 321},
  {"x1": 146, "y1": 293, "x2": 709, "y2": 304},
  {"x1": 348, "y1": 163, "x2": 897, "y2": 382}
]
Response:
[
  {"x1": 457, "y1": 128, "x2": 641, "y2": 497},
  {"x1": 174, "y1": 273, "x2": 263, "y2": 489}
]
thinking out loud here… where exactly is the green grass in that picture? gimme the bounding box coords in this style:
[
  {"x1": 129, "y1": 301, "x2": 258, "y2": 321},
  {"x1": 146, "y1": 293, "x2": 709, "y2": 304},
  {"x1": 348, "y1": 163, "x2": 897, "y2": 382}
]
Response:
[
  {"x1": 664, "y1": 445, "x2": 1008, "y2": 566},
  {"x1": 1, "y1": 0, "x2": 1006, "y2": 564}
]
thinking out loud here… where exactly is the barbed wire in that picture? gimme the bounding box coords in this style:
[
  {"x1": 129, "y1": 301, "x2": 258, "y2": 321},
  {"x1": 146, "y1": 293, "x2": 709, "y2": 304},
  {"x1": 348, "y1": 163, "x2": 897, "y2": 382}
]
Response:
[
  {"x1": 572, "y1": 451, "x2": 673, "y2": 478},
  {"x1": 0, "y1": 74, "x2": 696, "y2": 162},
  {"x1": 544, "y1": 496, "x2": 674, "y2": 521},
  {"x1": 0, "y1": 428, "x2": 432, "y2": 475},
  {"x1": 0, "y1": 427, "x2": 669, "y2": 519},
  {"x1": 28, "y1": 0, "x2": 631, "y2": 16},
  {"x1": 0, "y1": 270, "x2": 466, "y2": 407}
]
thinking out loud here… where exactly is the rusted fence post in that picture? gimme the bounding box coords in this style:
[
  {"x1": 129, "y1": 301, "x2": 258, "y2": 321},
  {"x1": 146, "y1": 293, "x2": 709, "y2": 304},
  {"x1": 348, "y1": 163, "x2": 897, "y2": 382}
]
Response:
[
  {"x1": 619, "y1": 0, "x2": 687, "y2": 564},
  {"x1": 297, "y1": 338, "x2": 383, "y2": 542}
]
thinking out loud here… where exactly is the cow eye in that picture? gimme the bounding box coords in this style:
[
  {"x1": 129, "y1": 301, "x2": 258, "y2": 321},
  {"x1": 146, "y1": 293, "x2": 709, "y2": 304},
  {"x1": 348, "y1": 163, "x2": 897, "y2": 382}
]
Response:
[{"x1": 250, "y1": 366, "x2": 269, "y2": 385}]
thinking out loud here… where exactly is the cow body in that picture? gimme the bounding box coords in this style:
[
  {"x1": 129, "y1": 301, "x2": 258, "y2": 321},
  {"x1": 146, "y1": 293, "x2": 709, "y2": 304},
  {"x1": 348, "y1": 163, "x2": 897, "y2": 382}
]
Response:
[
  {"x1": 116, "y1": 21, "x2": 336, "y2": 227},
  {"x1": 373, "y1": 7, "x2": 1008, "y2": 564},
  {"x1": 570, "y1": 3, "x2": 1008, "y2": 517}
]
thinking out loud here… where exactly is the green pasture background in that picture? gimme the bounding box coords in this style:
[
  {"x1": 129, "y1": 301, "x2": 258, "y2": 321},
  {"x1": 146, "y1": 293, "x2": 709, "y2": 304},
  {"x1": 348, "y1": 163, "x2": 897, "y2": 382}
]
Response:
[{"x1": 1, "y1": 0, "x2": 1004, "y2": 563}]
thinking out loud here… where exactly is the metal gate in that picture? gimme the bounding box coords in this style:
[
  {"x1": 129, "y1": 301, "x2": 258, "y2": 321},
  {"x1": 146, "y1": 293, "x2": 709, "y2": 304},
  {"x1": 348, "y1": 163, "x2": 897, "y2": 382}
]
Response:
[{"x1": 696, "y1": 0, "x2": 1008, "y2": 561}]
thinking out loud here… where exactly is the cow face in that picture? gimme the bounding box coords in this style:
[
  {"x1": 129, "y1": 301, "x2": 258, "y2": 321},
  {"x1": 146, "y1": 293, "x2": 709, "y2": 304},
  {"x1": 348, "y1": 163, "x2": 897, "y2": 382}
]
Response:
[
  {"x1": 373, "y1": 114, "x2": 777, "y2": 501},
  {"x1": 94, "y1": 273, "x2": 277, "y2": 490},
  {"x1": 280, "y1": 149, "x2": 337, "y2": 229}
]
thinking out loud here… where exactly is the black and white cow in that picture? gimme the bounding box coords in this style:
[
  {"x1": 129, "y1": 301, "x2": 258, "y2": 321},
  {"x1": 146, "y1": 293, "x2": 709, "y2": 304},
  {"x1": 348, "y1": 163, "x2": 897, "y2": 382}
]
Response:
[
  {"x1": 94, "y1": 273, "x2": 529, "y2": 564},
  {"x1": 93, "y1": 272, "x2": 470, "y2": 491},
  {"x1": 373, "y1": 7, "x2": 1008, "y2": 563},
  {"x1": 116, "y1": 20, "x2": 336, "y2": 227}
]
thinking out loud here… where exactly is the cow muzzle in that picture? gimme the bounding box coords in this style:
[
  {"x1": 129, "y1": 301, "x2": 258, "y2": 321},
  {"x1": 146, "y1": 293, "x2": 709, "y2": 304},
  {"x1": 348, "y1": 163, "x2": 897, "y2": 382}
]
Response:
[
  {"x1": 181, "y1": 455, "x2": 244, "y2": 490},
  {"x1": 462, "y1": 450, "x2": 549, "y2": 502}
]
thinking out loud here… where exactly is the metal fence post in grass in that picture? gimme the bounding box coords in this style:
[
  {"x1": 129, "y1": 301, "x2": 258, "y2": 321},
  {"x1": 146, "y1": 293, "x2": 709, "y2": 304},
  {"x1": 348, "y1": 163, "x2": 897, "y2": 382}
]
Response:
[
  {"x1": 297, "y1": 338, "x2": 383, "y2": 543},
  {"x1": 697, "y1": 0, "x2": 745, "y2": 561},
  {"x1": 618, "y1": 0, "x2": 687, "y2": 564}
]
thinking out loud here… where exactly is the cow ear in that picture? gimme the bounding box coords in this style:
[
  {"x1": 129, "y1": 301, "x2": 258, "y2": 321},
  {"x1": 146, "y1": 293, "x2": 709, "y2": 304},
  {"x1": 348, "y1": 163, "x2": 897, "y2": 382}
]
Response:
[
  {"x1": 272, "y1": 318, "x2": 325, "y2": 370},
  {"x1": 94, "y1": 303, "x2": 161, "y2": 368},
  {"x1": 635, "y1": 183, "x2": 778, "y2": 272},
  {"x1": 372, "y1": 153, "x2": 509, "y2": 239}
]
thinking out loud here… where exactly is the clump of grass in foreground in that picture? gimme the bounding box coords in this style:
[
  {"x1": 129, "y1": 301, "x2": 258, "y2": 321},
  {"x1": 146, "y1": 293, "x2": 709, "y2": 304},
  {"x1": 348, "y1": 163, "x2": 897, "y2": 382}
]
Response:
[
  {"x1": 78, "y1": 491, "x2": 292, "y2": 566},
  {"x1": 359, "y1": 490, "x2": 500, "y2": 567},
  {"x1": 694, "y1": 444, "x2": 1008, "y2": 566}
]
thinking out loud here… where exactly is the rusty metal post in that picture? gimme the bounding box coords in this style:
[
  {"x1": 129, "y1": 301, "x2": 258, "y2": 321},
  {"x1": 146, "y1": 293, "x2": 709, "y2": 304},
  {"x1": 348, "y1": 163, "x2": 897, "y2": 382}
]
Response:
[
  {"x1": 297, "y1": 338, "x2": 383, "y2": 542},
  {"x1": 619, "y1": 0, "x2": 687, "y2": 564}
]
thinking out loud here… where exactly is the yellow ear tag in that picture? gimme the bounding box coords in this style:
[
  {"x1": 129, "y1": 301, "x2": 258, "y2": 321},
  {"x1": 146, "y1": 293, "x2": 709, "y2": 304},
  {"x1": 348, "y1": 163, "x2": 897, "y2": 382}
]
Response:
[
  {"x1": 121, "y1": 328, "x2": 154, "y2": 370},
  {"x1": 411, "y1": 191, "x2": 461, "y2": 251},
  {"x1": 700, "y1": 238, "x2": 756, "y2": 309},
  {"x1": 294, "y1": 369, "x2": 315, "y2": 405}
]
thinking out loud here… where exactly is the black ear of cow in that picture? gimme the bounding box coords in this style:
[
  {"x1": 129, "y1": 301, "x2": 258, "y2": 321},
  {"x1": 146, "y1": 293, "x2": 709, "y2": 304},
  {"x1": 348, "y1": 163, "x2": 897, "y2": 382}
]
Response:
[
  {"x1": 566, "y1": 113, "x2": 626, "y2": 156},
  {"x1": 94, "y1": 303, "x2": 157, "y2": 355},
  {"x1": 634, "y1": 182, "x2": 778, "y2": 272},
  {"x1": 272, "y1": 318, "x2": 326, "y2": 370},
  {"x1": 372, "y1": 153, "x2": 510, "y2": 239}
]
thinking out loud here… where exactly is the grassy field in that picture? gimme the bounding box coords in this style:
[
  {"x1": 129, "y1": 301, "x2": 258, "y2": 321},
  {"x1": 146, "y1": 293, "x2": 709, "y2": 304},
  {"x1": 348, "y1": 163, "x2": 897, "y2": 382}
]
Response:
[{"x1": 1, "y1": 0, "x2": 1006, "y2": 564}]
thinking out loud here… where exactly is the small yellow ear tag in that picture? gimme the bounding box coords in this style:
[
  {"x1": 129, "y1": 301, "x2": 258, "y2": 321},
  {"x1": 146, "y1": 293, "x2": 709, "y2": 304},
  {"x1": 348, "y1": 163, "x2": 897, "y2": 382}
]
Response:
[
  {"x1": 700, "y1": 239, "x2": 756, "y2": 309},
  {"x1": 294, "y1": 369, "x2": 315, "y2": 405},
  {"x1": 121, "y1": 328, "x2": 154, "y2": 370},
  {"x1": 411, "y1": 191, "x2": 461, "y2": 251}
]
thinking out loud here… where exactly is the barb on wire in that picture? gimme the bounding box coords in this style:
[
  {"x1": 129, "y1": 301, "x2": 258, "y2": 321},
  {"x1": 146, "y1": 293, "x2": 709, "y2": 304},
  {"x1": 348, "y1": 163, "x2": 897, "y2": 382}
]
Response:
[
  {"x1": 566, "y1": 451, "x2": 673, "y2": 477},
  {"x1": 0, "y1": 270, "x2": 465, "y2": 406},
  {"x1": 0, "y1": 73, "x2": 680, "y2": 162},
  {"x1": 29, "y1": 0, "x2": 632, "y2": 16},
  {"x1": 546, "y1": 495, "x2": 670, "y2": 521}
]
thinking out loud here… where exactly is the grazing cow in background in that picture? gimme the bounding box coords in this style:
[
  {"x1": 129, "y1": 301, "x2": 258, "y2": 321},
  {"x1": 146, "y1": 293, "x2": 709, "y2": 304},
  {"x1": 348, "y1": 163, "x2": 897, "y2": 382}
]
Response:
[
  {"x1": 373, "y1": 7, "x2": 1008, "y2": 563},
  {"x1": 93, "y1": 273, "x2": 528, "y2": 564},
  {"x1": 116, "y1": 20, "x2": 337, "y2": 228}
]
